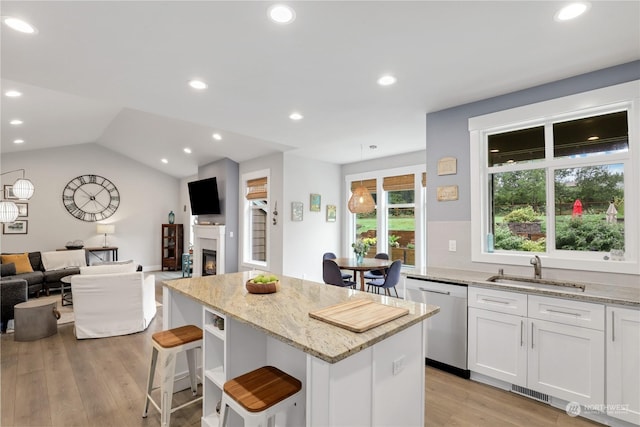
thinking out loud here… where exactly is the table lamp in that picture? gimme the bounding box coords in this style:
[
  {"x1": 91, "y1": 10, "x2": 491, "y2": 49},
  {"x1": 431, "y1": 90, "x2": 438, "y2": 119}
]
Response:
[{"x1": 96, "y1": 224, "x2": 115, "y2": 247}]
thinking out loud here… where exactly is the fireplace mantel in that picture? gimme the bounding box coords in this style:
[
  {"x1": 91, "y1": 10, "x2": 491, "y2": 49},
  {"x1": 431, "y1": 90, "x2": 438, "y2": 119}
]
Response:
[{"x1": 193, "y1": 225, "x2": 225, "y2": 277}]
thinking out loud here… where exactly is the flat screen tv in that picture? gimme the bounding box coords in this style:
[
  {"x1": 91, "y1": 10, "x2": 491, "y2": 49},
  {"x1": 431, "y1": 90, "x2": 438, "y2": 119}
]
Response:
[{"x1": 188, "y1": 177, "x2": 221, "y2": 215}]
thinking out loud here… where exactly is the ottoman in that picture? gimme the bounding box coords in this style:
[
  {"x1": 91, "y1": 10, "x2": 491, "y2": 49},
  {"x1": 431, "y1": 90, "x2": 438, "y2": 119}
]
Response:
[{"x1": 14, "y1": 299, "x2": 61, "y2": 341}]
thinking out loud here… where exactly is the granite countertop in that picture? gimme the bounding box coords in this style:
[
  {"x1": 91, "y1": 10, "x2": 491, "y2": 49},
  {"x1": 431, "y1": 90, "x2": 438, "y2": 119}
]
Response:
[
  {"x1": 163, "y1": 271, "x2": 439, "y2": 364},
  {"x1": 403, "y1": 267, "x2": 640, "y2": 307}
]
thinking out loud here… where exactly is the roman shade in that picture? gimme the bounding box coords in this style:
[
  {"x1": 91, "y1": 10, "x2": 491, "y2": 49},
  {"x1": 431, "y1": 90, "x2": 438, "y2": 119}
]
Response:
[
  {"x1": 383, "y1": 174, "x2": 415, "y2": 191},
  {"x1": 246, "y1": 177, "x2": 268, "y2": 200}
]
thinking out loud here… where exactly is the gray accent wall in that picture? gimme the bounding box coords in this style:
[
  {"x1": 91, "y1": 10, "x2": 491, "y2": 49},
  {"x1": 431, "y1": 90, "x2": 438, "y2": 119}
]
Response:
[
  {"x1": 197, "y1": 157, "x2": 239, "y2": 274},
  {"x1": 425, "y1": 60, "x2": 640, "y2": 286},
  {"x1": 427, "y1": 60, "x2": 640, "y2": 222}
]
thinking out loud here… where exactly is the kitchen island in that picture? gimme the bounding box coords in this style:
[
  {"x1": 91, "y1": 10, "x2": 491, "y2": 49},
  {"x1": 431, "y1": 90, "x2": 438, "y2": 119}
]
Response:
[{"x1": 163, "y1": 271, "x2": 439, "y2": 427}]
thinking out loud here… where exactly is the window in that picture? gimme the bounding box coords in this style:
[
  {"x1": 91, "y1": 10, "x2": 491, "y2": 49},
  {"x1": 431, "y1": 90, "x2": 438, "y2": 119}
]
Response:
[
  {"x1": 243, "y1": 173, "x2": 269, "y2": 266},
  {"x1": 347, "y1": 166, "x2": 426, "y2": 270},
  {"x1": 470, "y1": 81, "x2": 639, "y2": 274},
  {"x1": 384, "y1": 174, "x2": 416, "y2": 267},
  {"x1": 352, "y1": 178, "x2": 377, "y2": 256}
]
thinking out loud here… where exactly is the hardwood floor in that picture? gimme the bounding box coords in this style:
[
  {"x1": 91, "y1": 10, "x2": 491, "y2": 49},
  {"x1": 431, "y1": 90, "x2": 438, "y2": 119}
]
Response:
[{"x1": 1, "y1": 271, "x2": 603, "y2": 427}]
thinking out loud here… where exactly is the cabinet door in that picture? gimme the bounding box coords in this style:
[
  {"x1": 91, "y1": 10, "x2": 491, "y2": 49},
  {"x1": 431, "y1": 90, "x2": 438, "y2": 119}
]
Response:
[
  {"x1": 468, "y1": 307, "x2": 527, "y2": 386},
  {"x1": 528, "y1": 318, "x2": 604, "y2": 406},
  {"x1": 606, "y1": 306, "x2": 640, "y2": 424}
]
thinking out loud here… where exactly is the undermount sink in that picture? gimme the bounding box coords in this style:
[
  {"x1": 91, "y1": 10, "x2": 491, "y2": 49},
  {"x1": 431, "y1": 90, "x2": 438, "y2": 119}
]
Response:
[{"x1": 486, "y1": 275, "x2": 586, "y2": 292}]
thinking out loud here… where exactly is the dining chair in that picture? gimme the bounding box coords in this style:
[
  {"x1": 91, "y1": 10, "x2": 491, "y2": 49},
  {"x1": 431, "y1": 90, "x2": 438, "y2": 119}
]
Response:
[
  {"x1": 322, "y1": 252, "x2": 353, "y2": 280},
  {"x1": 363, "y1": 252, "x2": 389, "y2": 280},
  {"x1": 366, "y1": 259, "x2": 402, "y2": 297},
  {"x1": 322, "y1": 260, "x2": 357, "y2": 289}
]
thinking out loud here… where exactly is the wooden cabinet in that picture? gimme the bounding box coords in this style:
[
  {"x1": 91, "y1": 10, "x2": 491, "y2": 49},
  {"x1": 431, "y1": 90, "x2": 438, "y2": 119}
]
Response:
[
  {"x1": 606, "y1": 306, "x2": 640, "y2": 424},
  {"x1": 162, "y1": 224, "x2": 183, "y2": 271},
  {"x1": 469, "y1": 288, "x2": 605, "y2": 407}
]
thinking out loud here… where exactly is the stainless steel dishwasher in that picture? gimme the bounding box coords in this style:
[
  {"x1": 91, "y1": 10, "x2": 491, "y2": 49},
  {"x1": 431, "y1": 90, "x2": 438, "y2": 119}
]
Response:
[{"x1": 405, "y1": 276, "x2": 469, "y2": 378}]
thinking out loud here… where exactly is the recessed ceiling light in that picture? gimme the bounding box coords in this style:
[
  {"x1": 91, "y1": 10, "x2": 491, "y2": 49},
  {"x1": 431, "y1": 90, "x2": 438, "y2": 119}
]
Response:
[
  {"x1": 506, "y1": 159, "x2": 515, "y2": 163},
  {"x1": 289, "y1": 112, "x2": 303, "y2": 120},
  {"x1": 377, "y1": 75, "x2": 397, "y2": 86},
  {"x1": 188, "y1": 80, "x2": 208, "y2": 90},
  {"x1": 13, "y1": 139, "x2": 24, "y2": 144},
  {"x1": 555, "y1": 2, "x2": 590, "y2": 21},
  {"x1": 587, "y1": 136, "x2": 599, "y2": 141},
  {"x1": 161, "y1": 158, "x2": 168, "y2": 164},
  {"x1": 5, "y1": 90, "x2": 22, "y2": 97},
  {"x1": 10, "y1": 119, "x2": 23, "y2": 125},
  {"x1": 490, "y1": 149, "x2": 500, "y2": 153},
  {"x1": 212, "y1": 133, "x2": 222, "y2": 141},
  {"x1": 184, "y1": 148, "x2": 192, "y2": 154},
  {"x1": 3, "y1": 17, "x2": 37, "y2": 34},
  {"x1": 268, "y1": 4, "x2": 296, "y2": 24}
]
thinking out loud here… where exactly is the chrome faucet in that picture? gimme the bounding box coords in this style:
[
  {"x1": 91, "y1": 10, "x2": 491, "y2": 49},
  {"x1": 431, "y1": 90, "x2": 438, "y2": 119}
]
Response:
[{"x1": 530, "y1": 255, "x2": 542, "y2": 279}]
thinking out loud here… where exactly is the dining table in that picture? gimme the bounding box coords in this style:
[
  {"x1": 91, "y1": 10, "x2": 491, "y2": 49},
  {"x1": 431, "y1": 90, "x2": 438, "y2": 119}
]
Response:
[{"x1": 332, "y1": 257, "x2": 393, "y2": 291}]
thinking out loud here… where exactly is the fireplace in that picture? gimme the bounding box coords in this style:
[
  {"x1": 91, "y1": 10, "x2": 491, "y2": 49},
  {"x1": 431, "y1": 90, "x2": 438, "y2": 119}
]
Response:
[
  {"x1": 192, "y1": 224, "x2": 225, "y2": 278},
  {"x1": 202, "y1": 249, "x2": 217, "y2": 276}
]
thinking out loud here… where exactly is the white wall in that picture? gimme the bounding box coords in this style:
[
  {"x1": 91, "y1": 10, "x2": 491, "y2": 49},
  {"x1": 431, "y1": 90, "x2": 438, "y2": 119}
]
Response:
[
  {"x1": 282, "y1": 153, "x2": 342, "y2": 282},
  {"x1": 1, "y1": 144, "x2": 180, "y2": 270}
]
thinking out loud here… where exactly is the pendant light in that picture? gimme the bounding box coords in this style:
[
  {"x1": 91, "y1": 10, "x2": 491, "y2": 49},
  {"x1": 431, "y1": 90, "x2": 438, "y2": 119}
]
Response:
[
  {"x1": 348, "y1": 145, "x2": 376, "y2": 214},
  {"x1": 1, "y1": 169, "x2": 35, "y2": 223},
  {"x1": 0, "y1": 201, "x2": 19, "y2": 223}
]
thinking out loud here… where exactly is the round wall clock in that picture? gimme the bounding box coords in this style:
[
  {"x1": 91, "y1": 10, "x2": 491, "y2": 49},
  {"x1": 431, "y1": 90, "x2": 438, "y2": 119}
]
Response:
[{"x1": 62, "y1": 174, "x2": 120, "y2": 222}]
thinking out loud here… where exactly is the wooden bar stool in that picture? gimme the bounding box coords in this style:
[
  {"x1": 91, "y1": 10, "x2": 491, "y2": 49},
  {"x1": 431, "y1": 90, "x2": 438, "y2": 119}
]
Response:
[
  {"x1": 142, "y1": 325, "x2": 203, "y2": 427},
  {"x1": 219, "y1": 366, "x2": 302, "y2": 427}
]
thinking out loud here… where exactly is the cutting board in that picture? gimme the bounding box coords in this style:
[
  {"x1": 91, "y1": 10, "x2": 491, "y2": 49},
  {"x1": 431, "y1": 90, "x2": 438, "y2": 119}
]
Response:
[{"x1": 309, "y1": 299, "x2": 409, "y2": 333}]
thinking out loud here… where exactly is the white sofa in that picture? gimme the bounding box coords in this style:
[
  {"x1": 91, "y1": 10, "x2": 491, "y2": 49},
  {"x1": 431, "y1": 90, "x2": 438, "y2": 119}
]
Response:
[{"x1": 71, "y1": 263, "x2": 156, "y2": 339}]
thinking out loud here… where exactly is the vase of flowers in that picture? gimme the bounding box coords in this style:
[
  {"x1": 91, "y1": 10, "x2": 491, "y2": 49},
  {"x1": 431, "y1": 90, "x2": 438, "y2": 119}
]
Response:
[{"x1": 352, "y1": 239, "x2": 370, "y2": 264}]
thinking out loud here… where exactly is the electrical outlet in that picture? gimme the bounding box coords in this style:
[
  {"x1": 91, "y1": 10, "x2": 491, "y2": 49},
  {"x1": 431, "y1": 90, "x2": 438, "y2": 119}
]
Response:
[
  {"x1": 229, "y1": 231, "x2": 234, "y2": 238},
  {"x1": 392, "y1": 355, "x2": 405, "y2": 375},
  {"x1": 449, "y1": 240, "x2": 457, "y2": 252}
]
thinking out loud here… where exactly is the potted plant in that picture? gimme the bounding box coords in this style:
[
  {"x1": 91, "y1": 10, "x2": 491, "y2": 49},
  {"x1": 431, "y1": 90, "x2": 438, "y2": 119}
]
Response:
[{"x1": 351, "y1": 239, "x2": 370, "y2": 264}]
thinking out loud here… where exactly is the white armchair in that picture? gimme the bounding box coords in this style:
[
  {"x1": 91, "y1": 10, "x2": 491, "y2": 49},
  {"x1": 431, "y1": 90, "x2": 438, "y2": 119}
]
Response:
[{"x1": 71, "y1": 264, "x2": 156, "y2": 339}]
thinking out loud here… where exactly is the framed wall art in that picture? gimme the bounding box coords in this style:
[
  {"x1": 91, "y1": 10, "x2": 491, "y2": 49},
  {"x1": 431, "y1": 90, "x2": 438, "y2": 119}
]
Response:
[
  {"x1": 291, "y1": 201, "x2": 303, "y2": 221},
  {"x1": 15, "y1": 202, "x2": 28, "y2": 217},
  {"x1": 3, "y1": 185, "x2": 17, "y2": 199},
  {"x1": 310, "y1": 193, "x2": 321, "y2": 212},
  {"x1": 3, "y1": 220, "x2": 28, "y2": 235},
  {"x1": 326, "y1": 205, "x2": 336, "y2": 222}
]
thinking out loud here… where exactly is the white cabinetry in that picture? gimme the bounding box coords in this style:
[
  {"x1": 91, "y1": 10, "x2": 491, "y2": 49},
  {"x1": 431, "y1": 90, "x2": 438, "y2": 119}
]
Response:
[
  {"x1": 527, "y1": 295, "x2": 604, "y2": 406},
  {"x1": 606, "y1": 306, "x2": 640, "y2": 425},
  {"x1": 469, "y1": 288, "x2": 605, "y2": 407},
  {"x1": 202, "y1": 307, "x2": 226, "y2": 427},
  {"x1": 468, "y1": 288, "x2": 527, "y2": 386}
]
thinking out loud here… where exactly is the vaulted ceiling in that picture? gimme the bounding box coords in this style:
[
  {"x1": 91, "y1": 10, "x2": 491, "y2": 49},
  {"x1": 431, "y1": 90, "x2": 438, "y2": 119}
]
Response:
[{"x1": 2, "y1": 1, "x2": 638, "y2": 178}]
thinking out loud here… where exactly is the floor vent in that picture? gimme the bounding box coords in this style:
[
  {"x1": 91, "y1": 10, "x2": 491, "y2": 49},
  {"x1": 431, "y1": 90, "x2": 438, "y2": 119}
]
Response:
[{"x1": 511, "y1": 384, "x2": 550, "y2": 403}]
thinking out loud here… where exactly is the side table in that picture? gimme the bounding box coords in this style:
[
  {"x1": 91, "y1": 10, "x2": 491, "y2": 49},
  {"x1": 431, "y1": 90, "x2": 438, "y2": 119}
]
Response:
[
  {"x1": 60, "y1": 275, "x2": 75, "y2": 306},
  {"x1": 182, "y1": 253, "x2": 193, "y2": 278}
]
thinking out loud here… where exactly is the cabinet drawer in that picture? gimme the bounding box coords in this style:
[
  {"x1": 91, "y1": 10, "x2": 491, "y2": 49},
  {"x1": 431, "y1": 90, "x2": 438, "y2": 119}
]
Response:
[
  {"x1": 528, "y1": 295, "x2": 604, "y2": 330},
  {"x1": 469, "y1": 287, "x2": 527, "y2": 316}
]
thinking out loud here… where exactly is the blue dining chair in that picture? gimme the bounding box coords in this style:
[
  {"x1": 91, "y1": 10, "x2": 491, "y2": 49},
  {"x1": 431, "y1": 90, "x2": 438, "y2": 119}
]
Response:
[
  {"x1": 363, "y1": 252, "x2": 389, "y2": 280},
  {"x1": 322, "y1": 252, "x2": 353, "y2": 280},
  {"x1": 366, "y1": 260, "x2": 402, "y2": 297},
  {"x1": 322, "y1": 260, "x2": 357, "y2": 289}
]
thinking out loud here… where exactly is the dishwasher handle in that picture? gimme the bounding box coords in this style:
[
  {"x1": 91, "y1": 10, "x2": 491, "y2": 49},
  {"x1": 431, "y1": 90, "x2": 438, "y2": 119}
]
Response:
[{"x1": 419, "y1": 287, "x2": 451, "y2": 295}]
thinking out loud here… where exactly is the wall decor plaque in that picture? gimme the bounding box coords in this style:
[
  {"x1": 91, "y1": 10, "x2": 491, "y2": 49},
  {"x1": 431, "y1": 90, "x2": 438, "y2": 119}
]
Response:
[
  {"x1": 437, "y1": 157, "x2": 457, "y2": 176},
  {"x1": 437, "y1": 185, "x2": 459, "y2": 201},
  {"x1": 291, "y1": 201, "x2": 303, "y2": 221}
]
